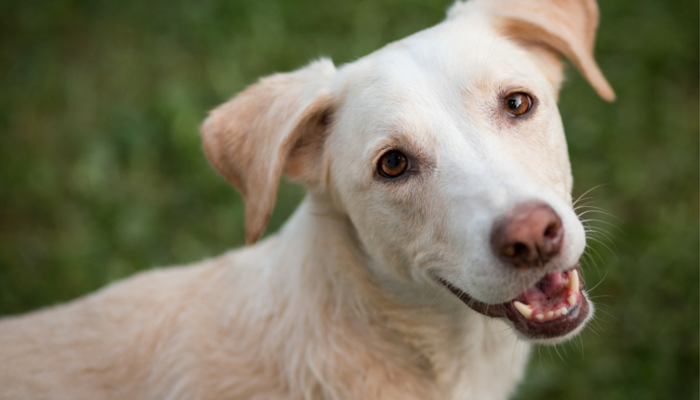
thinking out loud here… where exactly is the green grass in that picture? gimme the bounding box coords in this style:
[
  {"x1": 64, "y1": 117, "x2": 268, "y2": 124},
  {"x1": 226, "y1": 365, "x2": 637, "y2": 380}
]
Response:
[{"x1": 0, "y1": 1, "x2": 697, "y2": 398}]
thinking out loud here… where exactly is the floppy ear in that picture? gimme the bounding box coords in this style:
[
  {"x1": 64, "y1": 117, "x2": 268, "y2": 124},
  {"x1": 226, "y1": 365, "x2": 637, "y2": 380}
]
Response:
[
  {"x1": 201, "y1": 59, "x2": 336, "y2": 245},
  {"x1": 450, "y1": 0, "x2": 615, "y2": 101}
]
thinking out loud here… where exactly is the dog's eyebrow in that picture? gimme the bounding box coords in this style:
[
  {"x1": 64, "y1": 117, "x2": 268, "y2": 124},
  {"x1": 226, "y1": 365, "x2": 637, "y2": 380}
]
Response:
[{"x1": 461, "y1": 72, "x2": 537, "y2": 99}]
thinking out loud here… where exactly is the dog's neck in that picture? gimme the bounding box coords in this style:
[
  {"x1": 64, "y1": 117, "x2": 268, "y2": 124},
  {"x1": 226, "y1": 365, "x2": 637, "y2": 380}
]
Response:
[{"x1": 243, "y1": 195, "x2": 530, "y2": 400}]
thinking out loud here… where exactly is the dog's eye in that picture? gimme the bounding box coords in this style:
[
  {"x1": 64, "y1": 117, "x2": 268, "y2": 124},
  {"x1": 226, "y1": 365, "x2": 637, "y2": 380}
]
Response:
[
  {"x1": 504, "y1": 92, "x2": 532, "y2": 117},
  {"x1": 378, "y1": 151, "x2": 409, "y2": 178}
]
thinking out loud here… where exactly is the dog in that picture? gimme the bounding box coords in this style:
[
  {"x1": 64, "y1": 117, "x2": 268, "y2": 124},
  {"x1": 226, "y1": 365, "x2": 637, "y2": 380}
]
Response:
[{"x1": 0, "y1": 0, "x2": 614, "y2": 398}]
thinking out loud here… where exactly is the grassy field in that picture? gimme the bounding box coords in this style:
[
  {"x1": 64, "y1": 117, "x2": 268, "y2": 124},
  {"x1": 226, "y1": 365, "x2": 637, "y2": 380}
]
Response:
[{"x1": 0, "y1": 0, "x2": 697, "y2": 398}]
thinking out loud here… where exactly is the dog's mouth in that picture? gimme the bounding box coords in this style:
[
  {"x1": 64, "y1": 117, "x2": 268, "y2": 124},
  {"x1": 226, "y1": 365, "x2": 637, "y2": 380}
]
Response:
[{"x1": 439, "y1": 267, "x2": 589, "y2": 340}]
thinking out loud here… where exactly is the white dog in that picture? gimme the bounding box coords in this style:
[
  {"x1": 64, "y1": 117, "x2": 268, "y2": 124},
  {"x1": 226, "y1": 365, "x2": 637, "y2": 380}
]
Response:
[{"x1": 0, "y1": 0, "x2": 614, "y2": 399}]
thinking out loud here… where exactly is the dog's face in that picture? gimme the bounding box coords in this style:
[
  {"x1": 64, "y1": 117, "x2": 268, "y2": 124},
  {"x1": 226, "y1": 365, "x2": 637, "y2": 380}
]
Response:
[{"x1": 201, "y1": 0, "x2": 613, "y2": 344}]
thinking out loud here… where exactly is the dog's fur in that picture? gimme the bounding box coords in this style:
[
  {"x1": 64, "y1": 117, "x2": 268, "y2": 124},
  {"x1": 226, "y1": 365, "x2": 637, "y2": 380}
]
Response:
[{"x1": 0, "y1": 1, "x2": 613, "y2": 399}]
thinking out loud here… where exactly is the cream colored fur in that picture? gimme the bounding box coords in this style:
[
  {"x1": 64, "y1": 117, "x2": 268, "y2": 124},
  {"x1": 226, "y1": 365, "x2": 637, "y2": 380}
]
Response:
[{"x1": 0, "y1": 1, "x2": 613, "y2": 399}]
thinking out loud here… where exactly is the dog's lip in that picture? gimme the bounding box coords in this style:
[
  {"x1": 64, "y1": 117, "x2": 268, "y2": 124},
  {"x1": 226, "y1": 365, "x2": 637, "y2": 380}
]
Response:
[{"x1": 437, "y1": 266, "x2": 590, "y2": 340}]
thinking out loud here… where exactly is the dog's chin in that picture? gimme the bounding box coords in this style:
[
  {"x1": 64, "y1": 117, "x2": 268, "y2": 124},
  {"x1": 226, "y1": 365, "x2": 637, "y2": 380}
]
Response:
[{"x1": 438, "y1": 266, "x2": 591, "y2": 343}]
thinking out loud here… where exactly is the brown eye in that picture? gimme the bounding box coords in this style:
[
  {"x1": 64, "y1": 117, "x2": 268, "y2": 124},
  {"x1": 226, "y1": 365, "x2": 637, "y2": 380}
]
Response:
[
  {"x1": 504, "y1": 92, "x2": 532, "y2": 117},
  {"x1": 378, "y1": 151, "x2": 409, "y2": 178}
]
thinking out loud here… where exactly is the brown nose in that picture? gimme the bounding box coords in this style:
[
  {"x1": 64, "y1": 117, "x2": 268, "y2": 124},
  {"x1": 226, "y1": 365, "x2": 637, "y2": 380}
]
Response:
[{"x1": 490, "y1": 201, "x2": 564, "y2": 269}]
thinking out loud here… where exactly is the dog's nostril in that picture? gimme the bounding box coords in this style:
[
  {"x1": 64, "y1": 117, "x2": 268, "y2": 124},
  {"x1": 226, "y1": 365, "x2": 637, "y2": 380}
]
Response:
[
  {"x1": 543, "y1": 221, "x2": 561, "y2": 239},
  {"x1": 506, "y1": 243, "x2": 529, "y2": 259}
]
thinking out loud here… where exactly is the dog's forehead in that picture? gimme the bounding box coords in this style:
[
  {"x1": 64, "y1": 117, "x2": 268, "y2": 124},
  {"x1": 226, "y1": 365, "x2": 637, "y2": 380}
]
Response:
[
  {"x1": 350, "y1": 19, "x2": 542, "y2": 93},
  {"x1": 334, "y1": 17, "x2": 548, "y2": 144}
]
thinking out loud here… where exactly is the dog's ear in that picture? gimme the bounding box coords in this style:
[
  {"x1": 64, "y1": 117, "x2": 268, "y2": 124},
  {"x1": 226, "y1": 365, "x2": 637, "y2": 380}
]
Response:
[
  {"x1": 450, "y1": 0, "x2": 615, "y2": 101},
  {"x1": 201, "y1": 59, "x2": 336, "y2": 245}
]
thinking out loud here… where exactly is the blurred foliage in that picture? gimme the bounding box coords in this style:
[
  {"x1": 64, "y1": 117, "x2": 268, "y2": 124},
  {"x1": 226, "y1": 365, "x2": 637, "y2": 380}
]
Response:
[{"x1": 0, "y1": 0, "x2": 697, "y2": 399}]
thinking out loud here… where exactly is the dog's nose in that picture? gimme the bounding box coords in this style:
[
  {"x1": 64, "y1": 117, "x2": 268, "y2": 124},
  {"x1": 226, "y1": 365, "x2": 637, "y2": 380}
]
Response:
[{"x1": 490, "y1": 201, "x2": 564, "y2": 269}]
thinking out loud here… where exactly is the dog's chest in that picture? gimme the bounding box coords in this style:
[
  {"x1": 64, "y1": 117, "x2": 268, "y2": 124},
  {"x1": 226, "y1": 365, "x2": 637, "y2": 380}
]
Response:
[
  {"x1": 424, "y1": 318, "x2": 531, "y2": 400},
  {"x1": 212, "y1": 307, "x2": 527, "y2": 400}
]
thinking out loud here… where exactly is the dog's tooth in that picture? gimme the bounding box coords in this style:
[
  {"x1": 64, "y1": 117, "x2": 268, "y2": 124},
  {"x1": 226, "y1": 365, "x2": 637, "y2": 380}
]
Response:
[
  {"x1": 513, "y1": 301, "x2": 533, "y2": 319},
  {"x1": 553, "y1": 309, "x2": 562, "y2": 318},
  {"x1": 535, "y1": 314, "x2": 544, "y2": 322},
  {"x1": 567, "y1": 269, "x2": 580, "y2": 293},
  {"x1": 546, "y1": 311, "x2": 554, "y2": 319},
  {"x1": 559, "y1": 307, "x2": 569, "y2": 316},
  {"x1": 567, "y1": 294, "x2": 577, "y2": 306}
]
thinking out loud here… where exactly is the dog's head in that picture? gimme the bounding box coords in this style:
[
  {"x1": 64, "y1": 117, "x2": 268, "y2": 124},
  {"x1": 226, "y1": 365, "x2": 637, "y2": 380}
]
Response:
[{"x1": 201, "y1": 0, "x2": 613, "y2": 344}]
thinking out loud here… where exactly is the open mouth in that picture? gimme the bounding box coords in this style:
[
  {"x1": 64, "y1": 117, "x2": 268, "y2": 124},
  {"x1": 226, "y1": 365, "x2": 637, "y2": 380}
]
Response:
[{"x1": 439, "y1": 267, "x2": 589, "y2": 340}]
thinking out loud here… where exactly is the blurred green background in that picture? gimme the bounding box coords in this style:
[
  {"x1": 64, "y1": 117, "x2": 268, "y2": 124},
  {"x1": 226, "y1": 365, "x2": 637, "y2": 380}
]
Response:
[{"x1": 0, "y1": 0, "x2": 697, "y2": 398}]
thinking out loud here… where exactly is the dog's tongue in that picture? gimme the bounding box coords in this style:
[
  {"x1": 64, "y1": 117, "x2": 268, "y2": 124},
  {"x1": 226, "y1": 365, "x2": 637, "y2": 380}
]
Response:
[{"x1": 513, "y1": 269, "x2": 581, "y2": 322}]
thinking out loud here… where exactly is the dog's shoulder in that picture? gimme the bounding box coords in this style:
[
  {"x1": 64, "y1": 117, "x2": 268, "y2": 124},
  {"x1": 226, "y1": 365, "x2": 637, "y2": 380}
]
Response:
[{"x1": 0, "y1": 253, "x2": 248, "y2": 399}]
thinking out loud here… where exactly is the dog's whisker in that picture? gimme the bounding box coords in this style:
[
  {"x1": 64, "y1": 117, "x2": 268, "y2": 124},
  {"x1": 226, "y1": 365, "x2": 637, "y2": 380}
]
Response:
[
  {"x1": 576, "y1": 207, "x2": 622, "y2": 221},
  {"x1": 584, "y1": 229, "x2": 614, "y2": 242},
  {"x1": 572, "y1": 196, "x2": 595, "y2": 208},
  {"x1": 590, "y1": 318, "x2": 605, "y2": 334},
  {"x1": 585, "y1": 234, "x2": 616, "y2": 256},
  {"x1": 573, "y1": 199, "x2": 607, "y2": 210},
  {"x1": 536, "y1": 346, "x2": 547, "y2": 376},
  {"x1": 547, "y1": 346, "x2": 558, "y2": 366},
  {"x1": 583, "y1": 244, "x2": 606, "y2": 270},
  {"x1": 580, "y1": 218, "x2": 624, "y2": 234},
  {"x1": 582, "y1": 219, "x2": 620, "y2": 235},
  {"x1": 572, "y1": 184, "x2": 609, "y2": 206},
  {"x1": 576, "y1": 209, "x2": 619, "y2": 221},
  {"x1": 594, "y1": 307, "x2": 619, "y2": 322},
  {"x1": 585, "y1": 320, "x2": 600, "y2": 334},
  {"x1": 570, "y1": 334, "x2": 581, "y2": 354},
  {"x1": 586, "y1": 271, "x2": 609, "y2": 294},
  {"x1": 557, "y1": 342, "x2": 566, "y2": 358},
  {"x1": 586, "y1": 237, "x2": 619, "y2": 259},
  {"x1": 584, "y1": 226, "x2": 618, "y2": 244},
  {"x1": 585, "y1": 229, "x2": 617, "y2": 248},
  {"x1": 581, "y1": 257, "x2": 599, "y2": 277},
  {"x1": 580, "y1": 248, "x2": 601, "y2": 274}
]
